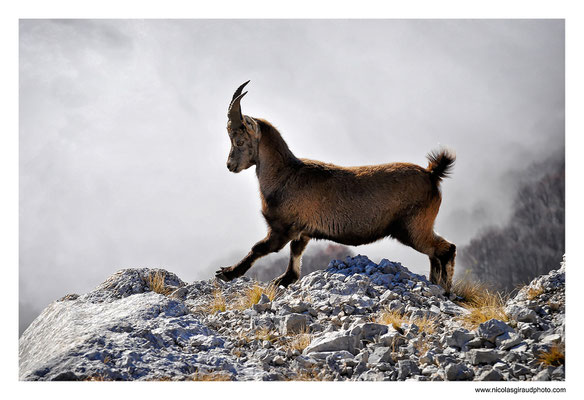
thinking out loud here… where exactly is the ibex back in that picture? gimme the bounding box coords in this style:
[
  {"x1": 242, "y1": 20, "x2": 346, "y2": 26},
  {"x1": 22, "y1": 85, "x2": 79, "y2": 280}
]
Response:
[{"x1": 216, "y1": 81, "x2": 456, "y2": 294}]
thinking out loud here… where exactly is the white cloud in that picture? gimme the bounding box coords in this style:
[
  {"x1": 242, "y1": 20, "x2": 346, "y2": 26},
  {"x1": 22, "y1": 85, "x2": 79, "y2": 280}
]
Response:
[{"x1": 19, "y1": 19, "x2": 564, "y2": 331}]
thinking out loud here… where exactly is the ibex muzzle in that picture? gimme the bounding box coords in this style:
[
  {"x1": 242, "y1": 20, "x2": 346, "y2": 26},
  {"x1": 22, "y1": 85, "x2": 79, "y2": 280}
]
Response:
[{"x1": 217, "y1": 81, "x2": 457, "y2": 294}]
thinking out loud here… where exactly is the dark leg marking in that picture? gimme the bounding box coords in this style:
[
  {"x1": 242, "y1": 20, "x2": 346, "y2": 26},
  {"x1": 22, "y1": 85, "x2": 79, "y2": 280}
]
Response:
[
  {"x1": 272, "y1": 236, "x2": 310, "y2": 288},
  {"x1": 215, "y1": 230, "x2": 291, "y2": 281}
]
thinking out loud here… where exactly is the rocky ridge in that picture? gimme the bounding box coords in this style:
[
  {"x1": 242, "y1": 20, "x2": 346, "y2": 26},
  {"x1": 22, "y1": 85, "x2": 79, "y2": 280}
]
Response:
[{"x1": 19, "y1": 256, "x2": 565, "y2": 381}]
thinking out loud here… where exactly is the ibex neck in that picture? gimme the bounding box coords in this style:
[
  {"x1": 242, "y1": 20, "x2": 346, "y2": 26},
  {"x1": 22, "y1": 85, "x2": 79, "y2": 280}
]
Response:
[{"x1": 254, "y1": 119, "x2": 299, "y2": 188}]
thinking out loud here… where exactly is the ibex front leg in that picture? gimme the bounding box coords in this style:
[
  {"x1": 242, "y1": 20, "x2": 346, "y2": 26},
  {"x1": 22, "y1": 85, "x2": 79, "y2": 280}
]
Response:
[
  {"x1": 272, "y1": 235, "x2": 310, "y2": 288},
  {"x1": 215, "y1": 229, "x2": 291, "y2": 281}
]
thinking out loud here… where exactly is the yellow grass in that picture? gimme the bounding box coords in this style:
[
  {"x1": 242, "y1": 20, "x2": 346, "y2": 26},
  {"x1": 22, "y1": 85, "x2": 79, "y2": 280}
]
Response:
[
  {"x1": 373, "y1": 308, "x2": 438, "y2": 354},
  {"x1": 254, "y1": 327, "x2": 279, "y2": 342},
  {"x1": 526, "y1": 285, "x2": 545, "y2": 300},
  {"x1": 411, "y1": 314, "x2": 439, "y2": 336},
  {"x1": 197, "y1": 282, "x2": 282, "y2": 315},
  {"x1": 413, "y1": 336, "x2": 431, "y2": 355},
  {"x1": 209, "y1": 289, "x2": 227, "y2": 313},
  {"x1": 146, "y1": 271, "x2": 174, "y2": 296},
  {"x1": 233, "y1": 326, "x2": 280, "y2": 345},
  {"x1": 452, "y1": 278, "x2": 492, "y2": 307},
  {"x1": 84, "y1": 375, "x2": 107, "y2": 381},
  {"x1": 191, "y1": 372, "x2": 232, "y2": 381},
  {"x1": 374, "y1": 308, "x2": 408, "y2": 331},
  {"x1": 233, "y1": 283, "x2": 280, "y2": 310},
  {"x1": 452, "y1": 277, "x2": 508, "y2": 328},
  {"x1": 290, "y1": 367, "x2": 322, "y2": 381},
  {"x1": 285, "y1": 329, "x2": 312, "y2": 352},
  {"x1": 537, "y1": 344, "x2": 565, "y2": 367}
]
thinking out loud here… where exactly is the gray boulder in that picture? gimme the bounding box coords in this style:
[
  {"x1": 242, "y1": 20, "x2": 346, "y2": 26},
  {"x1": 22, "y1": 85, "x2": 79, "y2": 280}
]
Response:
[
  {"x1": 478, "y1": 368, "x2": 505, "y2": 381},
  {"x1": 368, "y1": 347, "x2": 393, "y2": 365},
  {"x1": 468, "y1": 349, "x2": 504, "y2": 365},
  {"x1": 445, "y1": 363, "x2": 474, "y2": 381},
  {"x1": 440, "y1": 301, "x2": 470, "y2": 316},
  {"x1": 496, "y1": 332, "x2": 523, "y2": 350},
  {"x1": 477, "y1": 319, "x2": 514, "y2": 342},
  {"x1": 280, "y1": 313, "x2": 308, "y2": 335},
  {"x1": 397, "y1": 360, "x2": 421, "y2": 380},
  {"x1": 351, "y1": 322, "x2": 388, "y2": 342},
  {"x1": 445, "y1": 329, "x2": 475, "y2": 349},
  {"x1": 304, "y1": 330, "x2": 360, "y2": 355}
]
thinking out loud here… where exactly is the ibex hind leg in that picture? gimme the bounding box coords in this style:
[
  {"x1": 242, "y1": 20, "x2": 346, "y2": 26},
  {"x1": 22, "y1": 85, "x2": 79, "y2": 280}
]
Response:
[
  {"x1": 429, "y1": 256, "x2": 442, "y2": 287},
  {"x1": 424, "y1": 235, "x2": 456, "y2": 294},
  {"x1": 272, "y1": 236, "x2": 310, "y2": 288},
  {"x1": 436, "y1": 241, "x2": 456, "y2": 295},
  {"x1": 392, "y1": 214, "x2": 455, "y2": 295}
]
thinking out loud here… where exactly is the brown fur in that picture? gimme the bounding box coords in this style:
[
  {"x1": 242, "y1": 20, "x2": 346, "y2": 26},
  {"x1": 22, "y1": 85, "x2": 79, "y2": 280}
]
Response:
[{"x1": 218, "y1": 93, "x2": 456, "y2": 293}]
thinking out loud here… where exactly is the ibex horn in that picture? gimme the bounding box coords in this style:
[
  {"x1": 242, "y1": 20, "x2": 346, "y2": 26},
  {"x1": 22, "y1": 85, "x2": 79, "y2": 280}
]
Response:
[
  {"x1": 231, "y1": 80, "x2": 250, "y2": 104},
  {"x1": 228, "y1": 82, "x2": 249, "y2": 130}
]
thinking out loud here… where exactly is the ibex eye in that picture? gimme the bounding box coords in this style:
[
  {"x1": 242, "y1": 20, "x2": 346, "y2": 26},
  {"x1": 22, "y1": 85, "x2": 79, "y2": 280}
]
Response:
[{"x1": 236, "y1": 140, "x2": 245, "y2": 147}]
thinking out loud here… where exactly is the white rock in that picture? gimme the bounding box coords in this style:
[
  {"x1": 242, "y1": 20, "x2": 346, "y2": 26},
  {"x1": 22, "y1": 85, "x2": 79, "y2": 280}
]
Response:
[
  {"x1": 496, "y1": 332, "x2": 523, "y2": 350},
  {"x1": 440, "y1": 301, "x2": 470, "y2": 316},
  {"x1": 304, "y1": 330, "x2": 360, "y2": 355}
]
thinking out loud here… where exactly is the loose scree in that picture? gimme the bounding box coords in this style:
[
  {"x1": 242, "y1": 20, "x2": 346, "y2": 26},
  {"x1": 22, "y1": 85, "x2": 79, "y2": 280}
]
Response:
[{"x1": 215, "y1": 81, "x2": 456, "y2": 294}]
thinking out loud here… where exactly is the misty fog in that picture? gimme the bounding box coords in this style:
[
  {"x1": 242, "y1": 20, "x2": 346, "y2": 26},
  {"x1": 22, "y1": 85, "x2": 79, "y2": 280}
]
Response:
[{"x1": 19, "y1": 19, "x2": 564, "y2": 334}]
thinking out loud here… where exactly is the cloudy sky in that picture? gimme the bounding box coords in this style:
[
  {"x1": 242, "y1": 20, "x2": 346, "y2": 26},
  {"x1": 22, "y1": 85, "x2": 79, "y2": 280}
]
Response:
[{"x1": 19, "y1": 19, "x2": 564, "y2": 332}]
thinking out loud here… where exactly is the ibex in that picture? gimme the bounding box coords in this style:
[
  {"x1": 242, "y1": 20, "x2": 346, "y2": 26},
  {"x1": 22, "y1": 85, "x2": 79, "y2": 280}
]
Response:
[{"x1": 216, "y1": 81, "x2": 457, "y2": 294}]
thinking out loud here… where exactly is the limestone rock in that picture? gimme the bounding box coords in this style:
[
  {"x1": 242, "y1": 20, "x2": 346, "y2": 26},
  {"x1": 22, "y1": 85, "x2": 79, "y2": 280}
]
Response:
[{"x1": 19, "y1": 257, "x2": 565, "y2": 382}]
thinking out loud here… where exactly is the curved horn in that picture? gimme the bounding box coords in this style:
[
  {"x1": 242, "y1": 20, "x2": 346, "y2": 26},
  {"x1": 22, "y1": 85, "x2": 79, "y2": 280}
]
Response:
[
  {"x1": 228, "y1": 91, "x2": 247, "y2": 130},
  {"x1": 231, "y1": 80, "x2": 250, "y2": 104}
]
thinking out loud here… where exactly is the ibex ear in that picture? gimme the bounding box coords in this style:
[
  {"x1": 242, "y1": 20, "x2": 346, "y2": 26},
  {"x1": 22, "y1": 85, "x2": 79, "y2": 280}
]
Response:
[{"x1": 243, "y1": 116, "x2": 260, "y2": 138}]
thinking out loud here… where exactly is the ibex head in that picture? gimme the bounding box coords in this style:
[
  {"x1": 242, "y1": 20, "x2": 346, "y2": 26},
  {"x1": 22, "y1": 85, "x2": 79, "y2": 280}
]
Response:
[{"x1": 226, "y1": 80, "x2": 260, "y2": 173}]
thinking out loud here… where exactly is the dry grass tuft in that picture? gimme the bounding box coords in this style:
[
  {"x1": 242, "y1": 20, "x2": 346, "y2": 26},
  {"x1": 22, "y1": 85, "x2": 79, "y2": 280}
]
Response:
[
  {"x1": 234, "y1": 326, "x2": 279, "y2": 344},
  {"x1": 283, "y1": 327, "x2": 312, "y2": 352},
  {"x1": 452, "y1": 278, "x2": 492, "y2": 307},
  {"x1": 537, "y1": 344, "x2": 565, "y2": 367},
  {"x1": 452, "y1": 277, "x2": 508, "y2": 328},
  {"x1": 412, "y1": 336, "x2": 431, "y2": 355},
  {"x1": 234, "y1": 283, "x2": 280, "y2": 310},
  {"x1": 254, "y1": 327, "x2": 279, "y2": 342},
  {"x1": 146, "y1": 271, "x2": 174, "y2": 296},
  {"x1": 461, "y1": 305, "x2": 508, "y2": 329},
  {"x1": 192, "y1": 286, "x2": 227, "y2": 314},
  {"x1": 197, "y1": 282, "x2": 281, "y2": 315},
  {"x1": 374, "y1": 308, "x2": 408, "y2": 330},
  {"x1": 148, "y1": 376, "x2": 174, "y2": 381},
  {"x1": 526, "y1": 285, "x2": 545, "y2": 300},
  {"x1": 289, "y1": 367, "x2": 322, "y2": 381},
  {"x1": 411, "y1": 314, "x2": 439, "y2": 336},
  {"x1": 209, "y1": 289, "x2": 227, "y2": 313},
  {"x1": 84, "y1": 375, "x2": 107, "y2": 381},
  {"x1": 373, "y1": 309, "x2": 438, "y2": 354},
  {"x1": 191, "y1": 371, "x2": 232, "y2": 381},
  {"x1": 277, "y1": 325, "x2": 312, "y2": 352}
]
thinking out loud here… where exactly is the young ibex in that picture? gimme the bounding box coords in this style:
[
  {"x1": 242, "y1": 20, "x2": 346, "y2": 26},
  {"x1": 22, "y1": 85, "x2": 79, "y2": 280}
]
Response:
[{"x1": 216, "y1": 81, "x2": 457, "y2": 293}]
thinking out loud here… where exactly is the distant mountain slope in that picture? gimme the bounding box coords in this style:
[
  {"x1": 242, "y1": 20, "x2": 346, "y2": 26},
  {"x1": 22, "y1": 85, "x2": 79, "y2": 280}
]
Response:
[{"x1": 459, "y1": 154, "x2": 564, "y2": 291}]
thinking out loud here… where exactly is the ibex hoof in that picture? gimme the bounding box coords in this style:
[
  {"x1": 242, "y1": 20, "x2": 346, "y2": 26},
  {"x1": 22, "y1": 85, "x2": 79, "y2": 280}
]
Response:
[
  {"x1": 271, "y1": 274, "x2": 297, "y2": 288},
  {"x1": 215, "y1": 267, "x2": 236, "y2": 282}
]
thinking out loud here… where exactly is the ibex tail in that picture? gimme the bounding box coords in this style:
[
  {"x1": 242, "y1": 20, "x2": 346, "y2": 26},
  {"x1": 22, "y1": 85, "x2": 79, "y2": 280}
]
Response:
[{"x1": 426, "y1": 148, "x2": 455, "y2": 185}]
